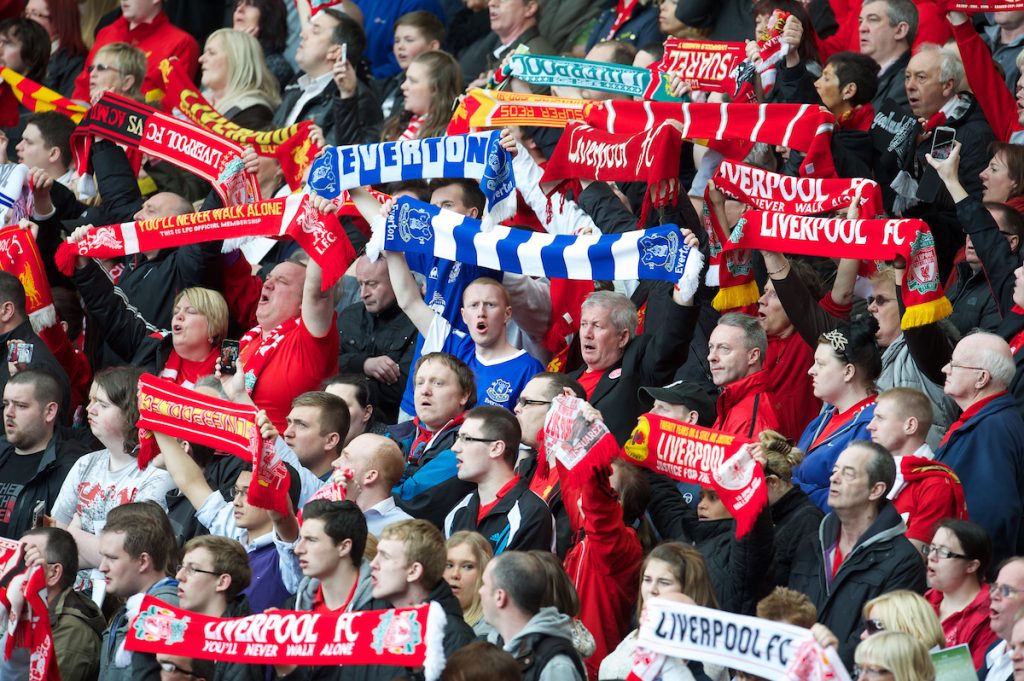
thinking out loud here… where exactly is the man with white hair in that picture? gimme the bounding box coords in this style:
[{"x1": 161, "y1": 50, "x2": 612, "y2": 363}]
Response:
[{"x1": 935, "y1": 332, "x2": 1024, "y2": 567}]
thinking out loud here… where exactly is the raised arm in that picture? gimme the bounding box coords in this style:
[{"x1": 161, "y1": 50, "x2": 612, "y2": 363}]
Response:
[
  {"x1": 949, "y1": 11, "x2": 1020, "y2": 142},
  {"x1": 154, "y1": 431, "x2": 215, "y2": 510},
  {"x1": 299, "y1": 196, "x2": 337, "y2": 339},
  {"x1": 383, "y1": 250, "x2": 436, "y2": 335}
]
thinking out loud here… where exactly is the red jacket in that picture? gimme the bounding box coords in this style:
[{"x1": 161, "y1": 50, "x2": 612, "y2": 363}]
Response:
[
  {"x1": 72, "y1": 13, "x2": 198, "y2": 102},
  {"x1": 817, "y1": 0, "x2": 950, "y2": 62},
  {"x1": 926, "y1": 584, "x2": 997, "y2": 671},
  {"x1": 714, "y1": 367, "x2": 781, "y2": 439},
  {"x1": 764, "y1": 333, "x2": 819, "y2": 441},
  {"x1": 952, "y1": 19, "x2": 1021, "y2": 142},
  {"x1": 892, "y1": 455, "x2": 968, "y2": 544}
]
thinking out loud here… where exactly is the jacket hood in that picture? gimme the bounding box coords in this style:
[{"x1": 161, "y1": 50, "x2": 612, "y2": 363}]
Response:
[
  {"x1": 503, "y1": 606, "x2": 575, "y2": 652},
  {"x1": 53, "y1": 587, "x2": 106, "y2": 637}
]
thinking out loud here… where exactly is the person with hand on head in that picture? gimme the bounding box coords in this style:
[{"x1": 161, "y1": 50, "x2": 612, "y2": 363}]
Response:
[{"x1": 331, "y1": 432, "x2": 413, "y2": 536}]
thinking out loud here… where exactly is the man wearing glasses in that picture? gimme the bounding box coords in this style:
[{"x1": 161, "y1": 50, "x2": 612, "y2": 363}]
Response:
[
  {"x1": 982, "y1": 558, "x2": 1024, "y2": 681},
  {"x1": 935, "y1": 332, "x2": 1024, "y2": 568},
  {"x1": 444, "y1": 405, "x2": 552, "y2": 554}
]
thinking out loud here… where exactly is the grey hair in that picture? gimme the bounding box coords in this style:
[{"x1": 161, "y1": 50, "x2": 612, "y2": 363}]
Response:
[
  {"x1": 971, "y1": 332, "x2": 1017, "y2": 388},
  {"x1": 863, "y1": 0, "x2": 918, "y2": 46},
  {"x1": 717, "y1": 312, "x2": 767, "y2": 357},
  {"x1": 915, "y1": 43, "x2": 964, "y2": 91},
  {"x1": 581, "y1": 291, "x2": 638, "y2": 341}
]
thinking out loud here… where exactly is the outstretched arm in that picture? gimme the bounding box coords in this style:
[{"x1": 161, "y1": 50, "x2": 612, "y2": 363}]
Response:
[
  {"x1": 300, "y1": 196, "x2": 338, "y2": 339},
  {"x1": 154, "y1": 431, "x2": 214, "y2": 510},
  {"x1": 383, "y1": 250, "x2": 436, "y2": 335}
]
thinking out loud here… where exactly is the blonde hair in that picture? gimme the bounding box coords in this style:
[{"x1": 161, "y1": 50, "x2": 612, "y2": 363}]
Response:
[
  {"x1": 759, "y1": 429, "x2": 804, "y2": 483},
  {"x1": 205, "y1": 29, "x2": 281, "y2": 113},
  {"x1": 379, "y1": 519, "x2": 446, "y2": 585},
  {"x1": 855, "y1": 631, "x2": 936, "y2": 681},
  {"x1": 446, "y1": 531, "x2": 493, "y2": 627},
  {"x1": 174, "y1": 287, "x2": 229, "y2": 346},
  {"x1": 863, "y1": 591, "x2": 945, "y2": 651},
  {"x1": 756, "y1": 587, "x2": 817, "y2": 627},
  {"x1": 94, "y1": 42, "x2": 146, "y2": 98}
]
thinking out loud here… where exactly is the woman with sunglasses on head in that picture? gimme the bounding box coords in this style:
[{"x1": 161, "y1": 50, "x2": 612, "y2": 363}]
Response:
[
  {"x1": 853, "y1": 631, "x2": 936, "y2": 681},
  {"x1": 923, "y1": 519, "x2": 997, "y2": 670}
]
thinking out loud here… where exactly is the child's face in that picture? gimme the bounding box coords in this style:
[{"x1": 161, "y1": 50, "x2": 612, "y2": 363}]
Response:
[{"x1": 393, "y1": 25, "x2": 434, "y2": 71}]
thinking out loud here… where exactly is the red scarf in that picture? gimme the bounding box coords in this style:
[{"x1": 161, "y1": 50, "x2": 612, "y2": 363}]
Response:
[
  {"x1": 0, "y1": 227, "x2": 55, "y2": 330},
  {"x1": 158, "y1": 348, "x2": 220, "y2": 388},
  {"x1": 948, "y1": 1, "x2": 1024, "y2": 9},
  {"x1": 125, "y1": 595, "x2": 448, "y2": 675},
  {"x1": 623, "y1": 413, "x2": 768, "y2": 537},
  {"x1": 54, "y1": 194, "x2": 355, "y2": 290},
  {"x1": 938, "y1": 392, "x2": 1004, "y2": 449},
  {"x1": 837, "y1": 103, "x2": 875, "y2": 132},
  {"x1": 160, "y1": 59, "x2": 318, "y2": 191},
  {"x1": 725, "y1": 211, "x2": 951, "y2": 328},
  {"x1": 585, "y1": 101, "x2": 836, "y2": 178},
  {"x1": 756, "y1": 10, "x2": 791, "y2": 93},
  {"x1": 3, "y1": 566, "x2": 58, "y2": 681},
  {"x1": 72, "y1": 92, "x2": 261, "y2": 207},
  {"x1": 136, "y1": 374, "x2": 291, "y2": 514},
  {"x1": 407, "y1": 414, "x2": 466, "y2": 469},
  {"x1": 399, "y1": 115, "x2": 424, "y2": 141},
  {"x1": 654, "y1": 39, "x2": 755, "y2": 102},
  {"x1": 238, "y1": 317, "x2": 303, "y2": 394},
  {"x1": 811, "y1": 396, "x2": 876, "y2": 449},
  {"x1": 541, "y1": 121, "x2": 682, "y2": 227},
  {"x1": 605, "y1": 0, "x2": 640, "y2": 40},
  {"x1": 0, "y1": 67, "x2": 85, "y2": 123}
]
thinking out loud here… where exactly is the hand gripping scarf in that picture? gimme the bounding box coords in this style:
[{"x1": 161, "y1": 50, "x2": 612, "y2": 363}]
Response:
[
  {"x1": 706, "y1": 161, "x2": 883, "y2": 310},
  {"x1": 755, "y1": 10, "x2": 791, "y2": 92},
  {"x1": 631, "y1": 599, "x2": 850, "y2": 681},
  {"x1": 542, "y1": 396, "x2": 619, "y2": 489},
  {"x1": 586, "y1": 101, "x2": 837, "y2": 178},
  {"x1": 724, "y1": 210, "x2": 951, "y2": 328},
  {"x1": 501, "y1": 54, "x2": 679, "y2": 102},
  {"x1": 307, "y1": 131, "x2": 516, "y2": 222},
  {"x1": 368, "y1": 197, "x2": 705, "y2": 298},
  {"x1": 653, "y1": 39, "x2": 756, "y2": 103},
  {"x1": 54, "y1": 193, "x2": 356, "y2": 290},
  {"x1": 623, "y1": 413, "x2": 767, "y2": 537},
  {"x1": 464, "y1": 88, "x2": 588, "y2": 129},
  {"x1": 136, "y1": 373, "x2": 291, "y2": 514},
  {"x1": 71, "y1": 92, "x2": 261, "y2": 207},
  {"x1": 160, "y1": 58, "x2": 318, "y2": 190},
  {"x1": 2, "y1": 566, "x2": 57, "y2": 681},
  {"x1": 126, "y1": 595, "x2": 448, "y2": 680},
  {"x1": 540, "y1": 121, "x2": 683, "y2": 226},
  {"x1": 0, "y1": 68, "x2": 86, "y2": 122},
  {"x1": 0, "y1": 226, "x2": 56, "y2": 330}
]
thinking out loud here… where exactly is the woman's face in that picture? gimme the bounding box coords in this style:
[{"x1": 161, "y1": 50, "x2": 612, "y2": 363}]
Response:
[
  {"x1": 868, "y1": 279, "x2": 901, "y2": 347},
  {"x1": 0, "y1": 30, "x2": 25, "y2": 73},
  {"x1": 401, "y1": 61, "x2": 433, "y2": 117},
  {"x1": 640, "y1": 558, "x2": 683, "y2": 606},
  {"x1": 87, "y1": 384, "x2": 126, "y2": 443},
  {"x1": 808, "y1": 342, "x2": 850, "y2": 404},
  {"x1": 88, "y1": 53, "x2": 126, "y2": 104},
  {"x1": 170, "y1": 294, "x2": 214, "y2": 353},
  {"x1": 981, "y1": 151, "x2": 1017, "y2": 203},
  {"x1": 697, "y1": 488, "x2": 731, "y2": 521},
  {"x1": 444, "y1": 543, "x2": 481, "y2": 611},
  {"x1": 25, "y1": 0, "x2": 54, "y2": 39},
  {"x1": 814, "y1": 63, "x2": 845, "y2": 114},
  {"x1": 325, "y1": 382, "x2": 371, "y2": 445},
  {"x1": 926, "y1": 527, "x2": 975, "y2": 593},
  {"x1": 233, "y1": 2, "x2": 261, "y2": 35},
  {"x1": 200, "y1": 35, "x2": 229, "y2": 94}
]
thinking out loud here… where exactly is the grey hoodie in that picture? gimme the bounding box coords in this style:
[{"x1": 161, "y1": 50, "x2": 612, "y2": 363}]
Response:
[
  {"x1": 490, "y1": 607, "x2": 584, "y2": 681},
  {"x1": 291, "y1": 559, "x2": 374, "y2": 612}
]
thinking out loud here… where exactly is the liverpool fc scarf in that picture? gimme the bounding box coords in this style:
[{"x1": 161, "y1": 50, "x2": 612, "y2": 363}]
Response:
[
  {"x1": 623, "y1": 413, "x2": 767, "y2": 537},
  {"x1": 632, "y1": 599, "x2": 850, "y2": 681},
  {"x1": 160, "y1": 59, "x2": 317, "y2": 190},
  {"x1": 54, "y1": 193, "x2": 355, "y2": 289},
  {"x1": 724, "y1": 211, "x2": 950, "y2": 328},
  {"x1": 369, "y1": 197, "x2": 704, "y2": 297},
  {"x1": 464, "y1": 88, "x2": 588, "y2": 128},
  {"x1": 586, "y1": 101, "x2": 837, "y2": 178},
  {"x1": 0, "y1": 68, "x2": 86, "y2": 122},
  {"x1": 3, "y1": 566, "x2": 57, "y2": 681},
  {"x1": 653, "y1": 39, "x2": 755, "y2": 102},
  {"x1": 755, "y1": 10, "x2": 791, "y2": 92},
  {"x1": 307, "y1": 131, "x2": 516, "y2": 222},
  {"x1": 126, "y1": 596, "x2": 448, "y2": 680},
  {"x1": 237, "y1": 317, "x2": 302, "y2": 395},
  {"x1": 541, "y1": 121, "x2": 682, "y2": 226},
  {"x1": 0, "y1": 226, "x2": 56, "y2": 331},
  {"x1": 501, "y1": 54, "x2": 679, "y2": 102},
  {"x1": 137, "y1": 374, "x2": 291, "y2": 514},
  {"x1": 71, "y1": 92, "x2": 261, "y2": 207}
]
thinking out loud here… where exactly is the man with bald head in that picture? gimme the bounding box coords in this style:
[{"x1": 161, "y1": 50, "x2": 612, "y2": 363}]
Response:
[
  {"x1": 936, "y1": 332, "x2": 1024, "y2": 566},
  {"x1": 332, "y1": 433, "x2": 411, "y2": 536}
]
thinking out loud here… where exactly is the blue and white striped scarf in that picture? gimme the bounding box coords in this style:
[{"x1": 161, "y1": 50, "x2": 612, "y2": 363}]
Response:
[
  {"x1": 368, "y1": 198, "x2": 704, "y2": 299},
  {"x1": 308, "y1": 131, "x2": 516, "y2": 222}
]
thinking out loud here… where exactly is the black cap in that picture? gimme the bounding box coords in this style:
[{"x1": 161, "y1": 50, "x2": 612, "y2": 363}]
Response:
[{"x1": 639, "y1": 380, "x2": 716, "y2": 427}]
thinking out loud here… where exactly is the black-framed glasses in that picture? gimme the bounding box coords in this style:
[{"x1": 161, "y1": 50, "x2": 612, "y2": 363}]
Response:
[
  {"x1": 864, "y1": 618, "x2": 886, "y2": 635},
  {"x1": 176, "y1": 563, "x2": 221, "y2": 578},
  {"x1": 992, "y1": 583, "x2": 1024, "y2": 599},
  {"x1": 455, "y1": 433, "x2": 497, "y2": 445},
  {"x1": 920, "y1": 544, "x2": 967, "y2": 560},
  {"x1": 160, "y1": 661, "x2": 202, "y2": 677},
  {"x1": 516, "y1": 396, "x2": 551, "y2": 408}
]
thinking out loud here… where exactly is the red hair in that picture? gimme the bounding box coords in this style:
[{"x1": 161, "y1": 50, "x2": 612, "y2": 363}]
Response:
[{"x1": 42, "y1": 0, "x2": 86, "y2": 57}]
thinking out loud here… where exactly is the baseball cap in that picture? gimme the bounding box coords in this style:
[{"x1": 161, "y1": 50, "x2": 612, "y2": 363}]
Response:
[{"x1": 639, "y1": 380, "x2": 716, "y2": 427}]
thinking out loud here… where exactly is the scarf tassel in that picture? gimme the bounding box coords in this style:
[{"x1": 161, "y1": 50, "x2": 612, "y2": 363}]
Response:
[
  {"x1": 54, "y1": 242, "x2": 77, "y2": 277},
  {"x1": 423, "y1": 601, "x2": 448, "y2": 681},
  {"x1": 711, "y1": 279, "x2": 760, "y2": 312},
  {"x1": 901, "y1": 296, "x2": 953, "y2": 330}
]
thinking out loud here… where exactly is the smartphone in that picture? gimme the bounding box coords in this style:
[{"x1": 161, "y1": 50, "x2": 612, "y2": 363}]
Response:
[
  {"x1": 341, "y1": 43, "x2": 347, "y2": 64},
  {"x1": 220, "y1": 340, "x2": 240, "y2": 375},
  {"x1": 31, "y1": 501, "x2": 45, "y2": 529},
  {"x1": 931, "y1": 126, "x2": 957, "y2": 161},
  {"x1": 7, "y1": 341, "x2": 32, "y2": 364}
]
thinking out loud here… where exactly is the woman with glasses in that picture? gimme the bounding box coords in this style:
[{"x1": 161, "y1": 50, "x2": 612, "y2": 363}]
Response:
[
  {"x1": 86, "y1": 41, "x2": 145, "y2": 105},
  {"x1": 24, "y1": 0, "x2": 86, "y2": 97},
  {"x1": 853, "y1": 631, "x2": 936, "y2": 681},
  {"x1": 924, "y1": 519, "x2": 997, "y2": 670}
]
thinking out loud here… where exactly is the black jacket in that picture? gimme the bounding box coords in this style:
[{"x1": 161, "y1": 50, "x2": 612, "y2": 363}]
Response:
[
  {"x1": 337, "y1": 301, "x2": 416, "y2": 424},
  {"x1": 957, "y1": 196, "x2": 1022, "y2": 320},
  {"x1": 0, "y1": 427, "x2": 87, "y2": 539},
  {"x1": 444, "y1": 477, "x2": 554, "y2": 553},
  {"x1": 674, "y1": 0, "x2": 754, "y2": 41},
  {"x1": 946, "y1": 260, "x2": 1002, "y2": 335},
  {"x1": 788, "y1": 502, "x2": 927, "y2": 668},
  {"x1": 274, "y1": 76, "x2": 381, "y2": 147},
  {"x1": 44, "y1": 47, "x2": 86, "y2": 98},
  {"x1": 768, "y1": 486, "x2": 823, "y2": 588},
  {"x1": 517, "y1": 449, "x2": 573, "y2": 558},
  {"x1": 872, "y1": 51, "x2": 911, "y2": 113},
  {"x1": 213, "y1": 597, "x2": 264, "y2": 681},
  {"x1": 0, "y1": 319, "x2": 71, "y2": 420}
]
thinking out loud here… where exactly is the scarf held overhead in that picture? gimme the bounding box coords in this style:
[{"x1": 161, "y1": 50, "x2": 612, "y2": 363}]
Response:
[
  {"x1": 369, "y1": 197, "x2": 704, "y2": 297},
  {"x1": 724, "y1": 211, "x2": 950, "y2": 328},
  {"x1": 653, "y1": 39, "x2": 755, "y2": 102},
  {"x1": 71, "y1": 92, "x2": 261, "y2": 207},
  {"x1": 501, "y1": 54, "x2": 679, "y2": 102},
  {"x1": 125, "y1": 596, "x2": 448, "y2": 680},
  {"x1": 136, "y1": 374, "x2": 291, "y2": 514},
  {"x1": 54, "y1": 193, "x2": 354, "y2": 290},
  {"x1": 0, "y1": 68, "x2": 86, "y2": 123},
  {"x1": 0, "y1": 226, "x2": 55, "y2": 330},
  {"x1": 3, "y1": 566, "x2": 58, "y2": 681},
  {"x1": 307, "y1": 131, "x2": 516, "y2": 222},
  {"x1": 623, "y1": 413, "x2": 767, "y2": 537},
  {"x1": 464, "y1": 89, "x2": 588, "y2": 129}
]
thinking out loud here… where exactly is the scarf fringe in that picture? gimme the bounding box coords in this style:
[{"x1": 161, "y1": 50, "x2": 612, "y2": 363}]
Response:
[
  {"x1": 901, "y1": 296, "x2": 953, "y2": 330},
  {"x1": 423, "y1": 601, "x2": 448, "y2": 681},
  {"x1": 677, "y1": 245, "x2": 705, "y2": 304},
  {"x1": 711, "y1": 279, "x2": 760, "y2": 312},
  {"x1": 27, "y1": 305, "x2": 56, "y2": 334}
]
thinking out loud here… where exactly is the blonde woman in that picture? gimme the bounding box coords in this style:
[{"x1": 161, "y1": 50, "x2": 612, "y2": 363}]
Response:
[
  {"x1": 199, "y1": 28, "x2": 280, "y2": 129},
  {"x1": 444, "y1": 531, "x2": 494, "y2": 637},
  {"x1": 861, "y1": 591, "x2": 946, "y2": 651},
  {"x1": 854, "y1": 631, "x2": 936, "y2": 681}
]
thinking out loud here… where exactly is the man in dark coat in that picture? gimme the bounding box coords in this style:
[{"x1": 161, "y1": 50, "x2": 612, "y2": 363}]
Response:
[{"x1": 789, "y1": 441, "x2": 926, "y2": 668}]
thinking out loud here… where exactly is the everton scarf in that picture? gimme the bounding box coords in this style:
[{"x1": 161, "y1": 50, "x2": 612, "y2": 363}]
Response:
[
  {"x1": 136, "y1": 374, "x2": 291, "y2": 514},
  {"x1": 0, "y1": 68, "x2": 86, "y2": 123},
  {"x1": 464, "y1": 88, "x2": 588, "y2": 129},
  {"x1": 632, "y1": 599, "x2": 850, "y2": 681},
  {"x1": 54, "y1": 193, "x2": 355, "y2": 290},
  {"x1": 307, "y1": 131, "x2": 516, "y2": 222},
  {"x1": 653, "y1": 39, "x2": 755, "y2": 102},
  {"x1": 501, "y1": 54, "x2": 679, "y2": 102},
  {"x1": 541, "y1": 121, "x2": 682, "y2": 226},
  {"x1": 2, "y1": 566, "x2": 57, "y2": 681},
  {"x1": 368, "y1": 197, "x2": 704, "y2": 297},
  {"x1": 71, "y1": 92, "x2": 261, "y2": 207},
  {"x1": 623, "y1": 413, "x2": 767, "y2": 537},
  {"x1": 160, "y1": 59, "x2": 318, "y2": 190},
  {"x1": 0, "y1": 226, "x2": 56, "y2": 330},
  {"x1": 586, "y1": 101, "x2": 837, "y2": 178},
  {"x1": 724, "y1": 211, "x2": 951, "y2": 328},
  {"x1": 126, "y1": 596, "x2": 448, "y2": 680}
]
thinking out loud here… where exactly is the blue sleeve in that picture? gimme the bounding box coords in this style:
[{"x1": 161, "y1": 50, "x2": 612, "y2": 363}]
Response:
[{"x1": 393, "y1": 448, "x2": 458, "y2": 500}]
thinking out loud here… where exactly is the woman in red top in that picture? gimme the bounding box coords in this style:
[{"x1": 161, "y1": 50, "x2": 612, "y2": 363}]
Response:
[{"x1": 924, "y1": 519, "x2": 997, "y2": 671}]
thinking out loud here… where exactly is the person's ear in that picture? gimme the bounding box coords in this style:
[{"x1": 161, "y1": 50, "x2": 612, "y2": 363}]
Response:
[
  {"x1": 45, "y1": 562, "x2": 62, "y2": 589},
  {"x1": 325, "y1": 431, "x2": 341, "y2": 453},
  {"x1": 427, "y1": 40, "x2": 440, "y2": 51},
  {"x1": 42, "y1": 401, "x2": 58, "y2": 425},
  {"x1": 335, "y1": 537, "x2": 353, "y2": 560},
  {"x1": 215, "y1": 573, "x2": 232, "y2": 594},
  {"x1": 893, "y1": 21, "x2": 910, "y2": 43},
  {"x1": 120, "y1": 74, "x2": 136, "y2": 94},
  {"x1": 407, "y1": 560, "x2": 424, "y2": 584},
  {"x1": 903, "y1": 416, "x2": 917, "y2": 436},
  {"x1": 467, "y1": 207, "x2": 480, "y2": 219},
  {"x1": 841, "y1": 82, "x2": 857, "y2": 103},
  {"x1": 685, "y1": 410, "x2": 700, "y2": 425}
]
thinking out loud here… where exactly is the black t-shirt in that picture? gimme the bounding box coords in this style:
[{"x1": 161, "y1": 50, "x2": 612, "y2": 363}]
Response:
[{"x1": 0, "y1": 451, "x2": 43, "y2": 538}]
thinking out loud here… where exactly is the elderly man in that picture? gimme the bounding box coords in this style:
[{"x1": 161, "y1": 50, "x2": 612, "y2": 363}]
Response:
[
  {"x1": 457, "y1": 0, "x2": 555, "y2": 89},
  {"x1": 935, "y1": 332, "x2": 1024, "y2": 567},
  {"x1": 984, "y1": 557, "x2": 1024, "y2": 681}
]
